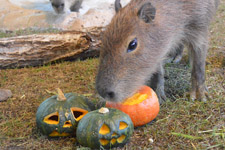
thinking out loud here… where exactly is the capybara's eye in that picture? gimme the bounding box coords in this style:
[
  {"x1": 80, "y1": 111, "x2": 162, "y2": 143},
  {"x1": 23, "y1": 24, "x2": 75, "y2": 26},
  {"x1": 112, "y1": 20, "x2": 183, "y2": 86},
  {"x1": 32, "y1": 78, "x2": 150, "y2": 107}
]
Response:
[
  {"x1": 60, "y1": 3, "x2": 64, "y2": 7},
  {"x1": 127, "y1": 38, "x2": 137, "y2": 53}
]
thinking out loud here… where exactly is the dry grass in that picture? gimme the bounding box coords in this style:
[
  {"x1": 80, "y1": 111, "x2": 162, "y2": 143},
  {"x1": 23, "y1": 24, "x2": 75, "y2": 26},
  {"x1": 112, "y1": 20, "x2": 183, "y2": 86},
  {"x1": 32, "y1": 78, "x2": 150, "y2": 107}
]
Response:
[
  {"x1": 0, "y1": 27, "x2": 61, "y2": 38},
  {"x1": 0, "y1": 1, "x2": 224, "y2": 150}
]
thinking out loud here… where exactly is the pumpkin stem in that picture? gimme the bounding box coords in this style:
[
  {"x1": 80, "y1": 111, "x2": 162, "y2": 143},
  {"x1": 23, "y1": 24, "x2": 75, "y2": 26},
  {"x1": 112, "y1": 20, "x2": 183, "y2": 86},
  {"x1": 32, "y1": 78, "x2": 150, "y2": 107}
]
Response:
[
  {"x1": 99, "y1": 107, "x2": 109, "y2": 114},
  {"x1": 56, "y1": 88, "x2": 67, "y2": 101}
]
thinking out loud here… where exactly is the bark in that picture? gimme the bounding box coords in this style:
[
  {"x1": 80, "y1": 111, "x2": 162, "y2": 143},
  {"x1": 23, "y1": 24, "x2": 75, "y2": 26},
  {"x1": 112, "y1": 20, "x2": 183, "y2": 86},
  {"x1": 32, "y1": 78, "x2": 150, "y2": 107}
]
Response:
[{"x1": 0, "y1": 27, "x2": 103, "y2": 69}]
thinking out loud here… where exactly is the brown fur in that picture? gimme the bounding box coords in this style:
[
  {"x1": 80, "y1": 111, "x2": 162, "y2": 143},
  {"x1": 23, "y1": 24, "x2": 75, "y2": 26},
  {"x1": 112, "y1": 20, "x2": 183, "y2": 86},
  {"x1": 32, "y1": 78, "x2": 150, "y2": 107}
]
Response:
[{"x1": 96, "y1": 0, "x2": 219, "y2": 103}]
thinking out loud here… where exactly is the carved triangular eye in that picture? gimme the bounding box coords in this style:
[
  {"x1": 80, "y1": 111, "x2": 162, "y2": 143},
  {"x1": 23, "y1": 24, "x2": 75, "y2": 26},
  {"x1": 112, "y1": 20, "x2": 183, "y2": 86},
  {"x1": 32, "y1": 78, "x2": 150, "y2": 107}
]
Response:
[
  {"x1": 119, "y1": 122, "x2": 128, "y2": 130},
  {"x1": 99, "y1": 124, "x2": 110, "y2": 135},
  {"x1": 71, "y1": 107, "x2": 88, "y2": 121},
  {"x1": 43, "y1": 112, "x2": 59, "y2": 124}
]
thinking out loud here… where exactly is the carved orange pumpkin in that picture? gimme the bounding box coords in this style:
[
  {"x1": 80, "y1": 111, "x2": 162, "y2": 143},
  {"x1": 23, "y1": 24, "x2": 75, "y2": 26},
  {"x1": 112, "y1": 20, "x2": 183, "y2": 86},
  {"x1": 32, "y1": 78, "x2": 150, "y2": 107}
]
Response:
[{"x1": 106, "y1": 86, "x2": 159, "y2": 127}]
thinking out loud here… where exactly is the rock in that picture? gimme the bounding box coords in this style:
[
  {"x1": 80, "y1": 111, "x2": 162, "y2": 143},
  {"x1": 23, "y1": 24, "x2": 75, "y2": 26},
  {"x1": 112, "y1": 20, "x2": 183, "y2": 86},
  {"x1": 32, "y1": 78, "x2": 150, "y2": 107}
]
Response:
[
  {"x1": 0, "y1": 89, "x2": 12, "y2": 102},
  {"x1": 0, "y1": 0, "x2": 114, "y2": 31}
]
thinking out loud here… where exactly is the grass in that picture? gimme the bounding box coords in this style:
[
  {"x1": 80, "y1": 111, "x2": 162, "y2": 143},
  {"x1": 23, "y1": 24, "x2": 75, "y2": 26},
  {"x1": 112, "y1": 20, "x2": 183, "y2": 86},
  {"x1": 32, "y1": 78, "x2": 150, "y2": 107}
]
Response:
[
  {"x1": 0, "y1": 1, "x2": 225, "y2": 150},
  {"x1": 0, "y1": 27, "x2": 61, "y2": 38}
]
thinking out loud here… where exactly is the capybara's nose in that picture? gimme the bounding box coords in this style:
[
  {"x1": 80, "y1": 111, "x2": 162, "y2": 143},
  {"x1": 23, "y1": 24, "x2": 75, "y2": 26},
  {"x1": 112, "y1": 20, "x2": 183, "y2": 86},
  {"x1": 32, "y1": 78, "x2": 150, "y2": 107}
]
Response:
[
  {"x1": 106, "y1": 91, "x2": 115, "y2": 99},
  {"x1": 52, "y1": 3, "x2": 64, "y2": 9},
  {"x1": 101, "y1": 90, "x2": 115, "y2": 99},
  {"x1": 96, "y1": 85, "x2": 116, "y2": 100}
]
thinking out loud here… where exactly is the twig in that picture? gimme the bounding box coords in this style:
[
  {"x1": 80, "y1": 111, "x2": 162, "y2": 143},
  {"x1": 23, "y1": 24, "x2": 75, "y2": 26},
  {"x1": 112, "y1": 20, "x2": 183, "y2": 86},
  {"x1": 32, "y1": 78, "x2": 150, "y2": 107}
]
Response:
[
  {"x1": 171, "y1": 132, "x2": 203, "y2": 140},
  {"x1": 198, "y1": 129, "x2": 225, "y2": 134},
  {"x1": 206, "y1": 144, "x2": 223, "y2": 150},
  {"x1": 156, "y1": 116, "x2": 170, "y2": 123},
  {"x1": 45, "y1": 89, "x2": 57, "y2": 95},
  {"x1": 191, "y1": 142, "x2": 197, "y2": 150},
  {"x1": 0, "y1": 136, "x2": 27, "y2": 140}
]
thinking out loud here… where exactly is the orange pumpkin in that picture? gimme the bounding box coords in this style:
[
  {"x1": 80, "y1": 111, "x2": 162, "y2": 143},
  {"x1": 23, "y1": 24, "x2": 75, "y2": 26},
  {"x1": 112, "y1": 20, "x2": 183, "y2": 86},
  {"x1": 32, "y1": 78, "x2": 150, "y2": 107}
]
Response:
[{"x1": 106, "y1": 86, "x2": 159, "y2": 127}]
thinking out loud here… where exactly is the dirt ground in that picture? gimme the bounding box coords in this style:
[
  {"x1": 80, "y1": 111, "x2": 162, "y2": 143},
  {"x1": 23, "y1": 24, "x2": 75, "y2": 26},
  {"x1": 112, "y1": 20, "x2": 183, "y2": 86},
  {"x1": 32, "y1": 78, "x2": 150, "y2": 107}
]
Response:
[{"x1": 0, "y1": 1, "x2": 224, "y2": 150}]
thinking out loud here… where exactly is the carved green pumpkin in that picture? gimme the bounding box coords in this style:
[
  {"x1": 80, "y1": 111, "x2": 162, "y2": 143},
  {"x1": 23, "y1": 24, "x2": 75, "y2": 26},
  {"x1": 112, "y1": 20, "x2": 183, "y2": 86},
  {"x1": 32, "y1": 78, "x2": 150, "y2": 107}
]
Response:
[
  {"x1": 36, "y1": 88, "x2": 95, "y2": 137},
  {"x1": 76, "y1": 107, "x2": 134, "y2": 149}
]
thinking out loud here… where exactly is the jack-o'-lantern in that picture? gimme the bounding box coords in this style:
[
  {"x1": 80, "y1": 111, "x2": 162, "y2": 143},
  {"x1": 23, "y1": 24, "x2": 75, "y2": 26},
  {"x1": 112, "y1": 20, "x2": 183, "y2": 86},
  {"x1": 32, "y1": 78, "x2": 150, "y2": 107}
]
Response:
[
  {"x1": 76, "y1": 107, "x2": 134, "y2": 149},
  {"x1": 106, "y1": 85, "x2": 160, "y2": 127},
  {"x1": 36, "y1": 88, "x2": 95, "y2": 137}
]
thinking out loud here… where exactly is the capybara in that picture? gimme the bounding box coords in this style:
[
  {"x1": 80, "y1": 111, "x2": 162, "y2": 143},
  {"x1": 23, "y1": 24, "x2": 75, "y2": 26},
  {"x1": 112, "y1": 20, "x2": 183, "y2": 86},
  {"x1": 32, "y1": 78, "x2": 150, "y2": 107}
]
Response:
[
  {"x1": 96, "y1": 0, "x2": 220, "y2": 104},
  {"x1": 50, "y1": 0, "x2": 83, "y2": 14}
]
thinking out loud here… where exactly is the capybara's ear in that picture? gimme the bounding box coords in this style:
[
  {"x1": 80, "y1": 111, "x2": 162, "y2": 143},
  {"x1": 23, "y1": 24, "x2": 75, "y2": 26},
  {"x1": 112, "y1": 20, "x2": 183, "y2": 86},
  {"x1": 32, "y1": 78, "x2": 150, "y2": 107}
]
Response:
[
  {"x1": 137, "y1": 2, "x2": 156, "y2": 23},
  {"x1": 115, "y1": 0, "x2": 122, "y2": 13}
]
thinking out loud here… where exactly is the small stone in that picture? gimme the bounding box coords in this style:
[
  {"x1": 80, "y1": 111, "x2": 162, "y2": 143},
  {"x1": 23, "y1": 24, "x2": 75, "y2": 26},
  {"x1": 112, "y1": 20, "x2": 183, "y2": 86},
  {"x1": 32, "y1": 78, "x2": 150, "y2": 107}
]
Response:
[
  {"x1": 148, "y1": 138, "x2": 154, "y2": 143},
  {"x1": 0, "y1": 89, "x2": 12, "y2": 102}
]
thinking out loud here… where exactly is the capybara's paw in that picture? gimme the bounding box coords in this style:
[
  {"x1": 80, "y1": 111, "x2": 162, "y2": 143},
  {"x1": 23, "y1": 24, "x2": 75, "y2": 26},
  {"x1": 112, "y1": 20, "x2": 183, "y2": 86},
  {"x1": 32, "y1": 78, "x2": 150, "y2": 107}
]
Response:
[
  {"x1": 190, "y1": 85, "x2": 209, "y2": 102},
  {"x1": 156, "y1": 88, "x2": 167, "y2": 104}
]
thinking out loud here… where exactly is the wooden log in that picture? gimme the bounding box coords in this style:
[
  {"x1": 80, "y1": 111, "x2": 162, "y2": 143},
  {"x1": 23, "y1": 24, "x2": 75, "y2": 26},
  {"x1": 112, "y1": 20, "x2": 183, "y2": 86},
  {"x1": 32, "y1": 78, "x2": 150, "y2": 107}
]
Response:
[{"x1": 0, "y1": 27, "x2": 103, "y2": 69}]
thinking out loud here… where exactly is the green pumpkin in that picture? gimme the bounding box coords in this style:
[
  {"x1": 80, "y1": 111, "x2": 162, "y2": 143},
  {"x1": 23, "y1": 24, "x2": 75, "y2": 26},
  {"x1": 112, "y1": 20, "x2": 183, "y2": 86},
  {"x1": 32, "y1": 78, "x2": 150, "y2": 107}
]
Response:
[
  {"x1": 76, "y1": 107, "x2": 134, "y2": 149},
  {"x1": 36, "y1": 88, "x2": 95, "y2": 137}
]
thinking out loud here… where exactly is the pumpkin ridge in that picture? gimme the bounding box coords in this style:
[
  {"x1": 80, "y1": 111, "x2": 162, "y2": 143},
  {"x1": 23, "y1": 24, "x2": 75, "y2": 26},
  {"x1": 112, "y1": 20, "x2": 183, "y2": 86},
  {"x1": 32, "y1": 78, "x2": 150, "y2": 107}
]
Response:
[
  {"x1": 37, "y1": 96, "x2": 57, "y2": 115},
  {"x1": 37, "y1": 98, "x2": 59, "y2": 121}
]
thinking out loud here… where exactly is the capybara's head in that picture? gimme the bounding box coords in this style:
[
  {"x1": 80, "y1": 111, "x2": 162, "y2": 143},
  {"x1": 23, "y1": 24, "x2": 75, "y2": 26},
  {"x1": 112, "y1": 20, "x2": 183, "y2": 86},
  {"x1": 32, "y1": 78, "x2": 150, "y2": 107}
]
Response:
[
  {"x1": 96, "y1": 1, "x2": 167, "y2": 102},
  {"x1": 50, "y1": 0, "x2": 65, "y2": 14}
]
